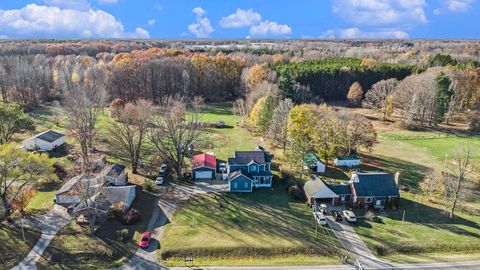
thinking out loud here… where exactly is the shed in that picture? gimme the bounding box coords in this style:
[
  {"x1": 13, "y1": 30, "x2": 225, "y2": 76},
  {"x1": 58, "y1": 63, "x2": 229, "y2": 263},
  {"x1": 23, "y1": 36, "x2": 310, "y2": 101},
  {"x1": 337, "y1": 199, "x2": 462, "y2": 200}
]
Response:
[
  {"x1": 334, "y1": 156, "x2": 360, "y2": 167},
  {"x1": 303, "y1": 153, "x2": 326, "y2": 173},
  {"x1": 22, "y1": 130, "x2": 65, "y2": 151},
  {"x1": 104, "y1": 164, "x2": 127, "y2": 186},
  {"x1": 192, "y1": 153, "x2": 217, "y2": 180},
  {"x1": 228, "y1": 170, "x2": 253, "y2": 192},
  {"x1": 303, "y1": 178, "x2": 339, "y2": 205}
]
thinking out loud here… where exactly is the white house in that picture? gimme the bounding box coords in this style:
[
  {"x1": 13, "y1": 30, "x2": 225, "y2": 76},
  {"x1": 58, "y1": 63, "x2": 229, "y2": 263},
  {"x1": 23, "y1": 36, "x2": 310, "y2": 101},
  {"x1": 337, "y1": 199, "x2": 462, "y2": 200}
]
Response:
[
  {"x1": 334, "y1": 156, "x2": 360, "y2": 167},
  {"x1": 303, "y1": 153, "x2": 326, "y2": 173},
  {"x1": 104, "y1": 164, "x2": 127, "y2": 186},
  {"x1": 22, "y1": 130, "x2": 65, "y2": 151}
]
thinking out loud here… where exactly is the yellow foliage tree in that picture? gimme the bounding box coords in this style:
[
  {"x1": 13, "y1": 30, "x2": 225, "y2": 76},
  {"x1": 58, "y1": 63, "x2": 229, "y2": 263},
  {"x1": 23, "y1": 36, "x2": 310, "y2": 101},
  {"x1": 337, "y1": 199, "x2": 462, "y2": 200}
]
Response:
[
  {"x1": 249, "y1": 97, "x2": 266, "y2": 127},
  {"x1": 71, "y1": 72, "x2": 80, "y2": 84},
  {"x1": 246, "y1": 64, "x2": 268, "y2": 91}
]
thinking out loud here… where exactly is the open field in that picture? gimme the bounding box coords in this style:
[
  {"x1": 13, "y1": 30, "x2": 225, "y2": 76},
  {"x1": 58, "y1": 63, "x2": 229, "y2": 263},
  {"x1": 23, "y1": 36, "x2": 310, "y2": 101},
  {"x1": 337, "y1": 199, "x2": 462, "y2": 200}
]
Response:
[{"x1": 160, "y1": 182, "x2": 342, "y2": 266}]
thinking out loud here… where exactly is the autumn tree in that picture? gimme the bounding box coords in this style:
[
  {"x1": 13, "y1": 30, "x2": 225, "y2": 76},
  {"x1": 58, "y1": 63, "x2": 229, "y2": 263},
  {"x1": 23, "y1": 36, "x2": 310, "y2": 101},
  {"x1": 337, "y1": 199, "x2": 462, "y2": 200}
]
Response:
[
  {"x1": 0, "y1": 102, "x2": 34, "y2": 144},
  {"x1": 245, "y1": 64, "x2": 268, "y2": 91},
  {"x1": 420, "y1": 169, "x2": 444, "y2": 202},
  {"x1": 249, "y1": 97, "x2": 267, "y2": 128},
  {"x1": 0, "y1": 144, "x2": 53, "y2": 219},
  {"x1": 311, "y1": 104, "x2": 340, "y2": 164},
  {"x1": 105, "y1": 99, "x2": 154, "y2": 174},
  {"x1": 233, "y1": 99, "x2": 248, "y2": 126},
  {"x1": 347, "y1": 82, "x2": 364, "y2": 106},
  {"x1": 363, "y1": 78, "x2": 398, "y2": 121},
  {"x1": 149, "y1": 96, "x2": 205, "y2": 180},
  {"x1": 336, "y1": 111, "x2": 377, "y2": 155},
  {"x1": 267, "y1": 98, "x2": 293, "y2": 150}
]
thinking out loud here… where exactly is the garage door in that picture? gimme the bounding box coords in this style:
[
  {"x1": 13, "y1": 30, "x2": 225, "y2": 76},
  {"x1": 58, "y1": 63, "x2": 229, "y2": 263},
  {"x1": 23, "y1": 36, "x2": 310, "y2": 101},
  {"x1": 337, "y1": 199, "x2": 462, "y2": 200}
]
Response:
[{"x1": 195, "y1": 170, "x2": 212, "y2": 179}]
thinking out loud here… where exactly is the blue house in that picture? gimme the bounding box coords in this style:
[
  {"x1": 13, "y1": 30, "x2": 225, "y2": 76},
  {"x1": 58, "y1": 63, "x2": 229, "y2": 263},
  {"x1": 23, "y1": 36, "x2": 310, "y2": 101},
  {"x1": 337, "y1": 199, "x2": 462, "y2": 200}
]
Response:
[{"x1": 227, "y1": 148, "x2": 273, "y2": 192}]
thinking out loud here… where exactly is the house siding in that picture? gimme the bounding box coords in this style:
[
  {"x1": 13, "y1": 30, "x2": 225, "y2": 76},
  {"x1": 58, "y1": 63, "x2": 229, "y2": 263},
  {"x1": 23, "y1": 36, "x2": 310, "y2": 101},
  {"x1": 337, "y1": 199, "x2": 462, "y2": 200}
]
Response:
[{"x1": 229, "y1": 175, "x2": 253, "y2": 192}]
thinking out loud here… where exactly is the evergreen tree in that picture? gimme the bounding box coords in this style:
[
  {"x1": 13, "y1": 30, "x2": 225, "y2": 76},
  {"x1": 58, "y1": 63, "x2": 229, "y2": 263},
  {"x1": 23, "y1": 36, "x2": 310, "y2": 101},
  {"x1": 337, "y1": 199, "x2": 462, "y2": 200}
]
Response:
[
  {"x1": 434, "y1": 71, "x2": 453, "y2": 123},
  {"x1": 257, "y1": 96, "x2": 278, "y2": 134}
]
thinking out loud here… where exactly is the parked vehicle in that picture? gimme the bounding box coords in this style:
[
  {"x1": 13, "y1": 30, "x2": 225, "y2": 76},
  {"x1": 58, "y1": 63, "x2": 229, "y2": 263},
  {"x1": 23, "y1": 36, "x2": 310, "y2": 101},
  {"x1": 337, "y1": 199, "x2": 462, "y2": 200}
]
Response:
[
  {"x1": 139, "y1": 232, "x2": 152, "y2": 248},
  {"x1": 160, "y1": 164, "x2": 168, "y2": 174},
  {"x1": 331, "y1": 210, "x2": 343, "y2": 222},
  {"x1": 319, "y1": 203, "x2": 328, "y2": 214},
  {"x1": 218, "y1": 162, "x2": 226, "y2": 173},
  {"x1": 155, "y1": 175, "x2": 164, "y2": 185},
  {"x1": 313, "y1": 212, "x2": 327, "y2": 225},
  {"x1": 343, "y1": 210, "x2": 357, "y2": 222}
]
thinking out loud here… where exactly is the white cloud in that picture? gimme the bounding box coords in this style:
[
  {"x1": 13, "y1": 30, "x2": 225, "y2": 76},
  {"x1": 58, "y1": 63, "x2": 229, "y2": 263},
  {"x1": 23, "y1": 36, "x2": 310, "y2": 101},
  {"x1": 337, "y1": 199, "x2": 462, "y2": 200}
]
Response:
[
  {"x1": 188, "y1": 7, "x2": 214, "y2": 38},
  {"x1": 0, "y1": 4, "x2": 149, "y2": 39},
  {"x1": 43, "y1": 0, "x2": 91, "y2": 11},
  {"x1": 148, "y1": 19, "x2": 156, "y2": 26},
  {"x1": 220, "y1": 8, "x2": 262, "y2": 28},
  {"x1": 321, "y1": 27, "x2": 409, "y2": 39},
  {"x1": 332, "y1": 0, "x2": 427, "y2": 27},
  {"x1": 249, "y1": 20, "x2": 292, "y2": 36},
  {"x1": 434, "y1": 0, "x2": 475, "y2": 14}
]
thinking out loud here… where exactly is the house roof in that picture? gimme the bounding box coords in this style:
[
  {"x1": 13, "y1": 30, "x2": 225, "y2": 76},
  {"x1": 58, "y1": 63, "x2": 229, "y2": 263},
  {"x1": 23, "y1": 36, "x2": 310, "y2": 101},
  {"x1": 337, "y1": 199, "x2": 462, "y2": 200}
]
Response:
[
  {"x1": 228, "y1": 151, "x2": 271, "y2": 165},
  {"x1": 103, "y1": 185, "x2": 136, "y2": 206},
  {"x1": 106, "y1": 164, "x2": 126, "y2": 178},
  {"x1": 327, "y1": 184, "x2": 352, "y2": 195},
  {"x1": 56, "y1": 175, "x2": 82, "y2": 195},
  {"x1": 192, "y1": 153, "x2": 217, "y2": 170},
  {"x1": 352, "y1": 173, "x2": 399, "y2": 197},
  {"x1": 35, "y1": 130, "x2": 64, "y2": 143},
  {"x1": 304, "y1": 178, "x2": 339, "y2": 199},
  {"x1": 228, "y1": 170, "x2": 253, "y2": 182}
]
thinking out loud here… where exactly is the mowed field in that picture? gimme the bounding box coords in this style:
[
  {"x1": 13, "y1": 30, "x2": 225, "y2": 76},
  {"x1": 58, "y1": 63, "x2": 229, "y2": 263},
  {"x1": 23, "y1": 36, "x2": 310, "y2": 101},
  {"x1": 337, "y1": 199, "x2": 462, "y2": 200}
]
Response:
[{"x1": 354, "y1": 126, "x2": 480, "y2": 263}]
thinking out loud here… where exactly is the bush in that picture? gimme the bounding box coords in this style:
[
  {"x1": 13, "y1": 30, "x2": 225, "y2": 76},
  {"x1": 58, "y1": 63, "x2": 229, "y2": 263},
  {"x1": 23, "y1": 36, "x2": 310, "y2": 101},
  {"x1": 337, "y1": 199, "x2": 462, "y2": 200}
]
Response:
[
  {"x1": 121, "y1": 208, "x2": 141, "y2": 225},
  {"x1": 365, "y1": 210, "x2": 376, "y2": 221},
  {"x1": 107, "y1": 202, "x2": 126, "y2": 219},
  {"x1": 287, "y1": 184, "x2": 305, "y2": 201},
  {"x1": 116, "y1": 228, "x2": 129, "y2": 242},
  {"x1": 143, "y1": 181, "x2": 155, "y2": 192}
]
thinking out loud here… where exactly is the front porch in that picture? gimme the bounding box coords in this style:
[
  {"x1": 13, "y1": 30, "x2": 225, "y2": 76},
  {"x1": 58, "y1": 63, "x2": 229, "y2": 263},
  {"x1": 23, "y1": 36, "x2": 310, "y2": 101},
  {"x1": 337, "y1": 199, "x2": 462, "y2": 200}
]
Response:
[{"x1": 252, "y1": 176, "x2": 272, "y2": 187}]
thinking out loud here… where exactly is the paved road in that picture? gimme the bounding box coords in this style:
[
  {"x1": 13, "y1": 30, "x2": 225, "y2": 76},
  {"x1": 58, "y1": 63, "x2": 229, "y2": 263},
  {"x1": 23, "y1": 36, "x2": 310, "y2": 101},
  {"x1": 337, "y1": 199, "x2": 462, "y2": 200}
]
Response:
[
  {"x1": 12, "y1": 205, "x2": 72, "y2": 270},
  {"x1": 326, "y1": 216, "x2": 392, "y2": 269},
  {"x1": 116, "y1": 183, "x2": 194, "y2": 270}
]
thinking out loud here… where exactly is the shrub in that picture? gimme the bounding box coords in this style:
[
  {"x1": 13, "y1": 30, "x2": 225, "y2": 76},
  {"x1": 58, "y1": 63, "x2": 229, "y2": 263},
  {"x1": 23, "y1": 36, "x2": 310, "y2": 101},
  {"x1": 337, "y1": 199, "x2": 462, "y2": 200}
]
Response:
[
  {"x1": 116, "y1": 228, "x2": 129, "y2": 242},
  {"x1": 121, "y1": 208, "x2": 141, "y2": 225},
  {"x1": 143, "y1": 181, "x2": 155, "y2": 192},
  {"x1": 365, "y1": 210, "x2": 376, "y2": 221},
  {"x1": 107, "y1": 202, "x2": 126, "y2": 219},
  {"x1": 288, "y1": 184, "x2": 305, "y2": 201}
]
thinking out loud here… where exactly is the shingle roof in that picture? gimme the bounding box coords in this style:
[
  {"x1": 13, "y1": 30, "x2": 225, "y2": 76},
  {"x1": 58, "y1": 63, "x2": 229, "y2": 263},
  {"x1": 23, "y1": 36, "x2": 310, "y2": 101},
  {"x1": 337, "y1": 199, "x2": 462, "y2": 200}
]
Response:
[
  {"x1": 336, "y1": 156, "x2": 360, "y2": 161},
  {"x1": 192, "y1": 153, "x2": 217, "y2": 170},
  {"x1": 228, "y1": 170, "x2": 253, "y2": 182},
  {"x1": 228, "y1": 151, "x2": 271, "y2": 165},
  {"x1": 327, "y1": 184, "x2": 352, "y2": 195},
  {"x1": 106, "y1": 164, "x2": 126, "y2": 178},
  {"x1": 36, "y1": 130, "x2": 64, "y2": 143},
  {"x1": 304, "y1": 153, "x2": 323, "y2": 167},
  {"x1": 352, "y1": 173, "x2": 399, "y2": 197},
  {"x1": 304, "y1": 178, "x2": 339, "y2": 198}
]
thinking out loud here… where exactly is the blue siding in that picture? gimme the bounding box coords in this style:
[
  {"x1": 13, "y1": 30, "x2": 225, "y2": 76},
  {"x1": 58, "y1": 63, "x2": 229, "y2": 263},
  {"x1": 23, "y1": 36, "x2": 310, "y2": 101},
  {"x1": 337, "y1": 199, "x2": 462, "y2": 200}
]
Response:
[
  {"x1": 229, "y1": 175, "x2": 252, "y2": 192},
  {"x1": 248, "y1": 164, "x2": 258, "y2": 172},
  {"x1": 229, "y1": 165, "x2": 248, "y2": 173}
]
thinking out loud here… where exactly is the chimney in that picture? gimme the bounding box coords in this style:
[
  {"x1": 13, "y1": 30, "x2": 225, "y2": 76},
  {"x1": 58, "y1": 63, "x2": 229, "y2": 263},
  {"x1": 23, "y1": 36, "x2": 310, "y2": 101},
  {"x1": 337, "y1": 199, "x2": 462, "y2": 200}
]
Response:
[{"x1": 394, "y1": 171, "x2": 400, "y2": 188}]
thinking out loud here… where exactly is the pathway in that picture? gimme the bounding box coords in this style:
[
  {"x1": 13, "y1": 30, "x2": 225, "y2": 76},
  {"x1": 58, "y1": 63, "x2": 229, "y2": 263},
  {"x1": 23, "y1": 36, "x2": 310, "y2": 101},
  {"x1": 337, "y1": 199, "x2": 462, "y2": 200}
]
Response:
[
  {"x1": 12, "y1": 204, "x2": 72, "y2": 270},
  {"x1": 116, "y1": 183, "x2": 194, "y2": 270},
  {"x1": 326, "y1": 216, "x2": 393, "y2": 269}
]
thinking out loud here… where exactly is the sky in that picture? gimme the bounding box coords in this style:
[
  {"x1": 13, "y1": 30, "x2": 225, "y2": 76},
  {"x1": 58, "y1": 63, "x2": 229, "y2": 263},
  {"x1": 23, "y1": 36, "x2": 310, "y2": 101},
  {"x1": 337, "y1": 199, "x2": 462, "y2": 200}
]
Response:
[{"x1": 0, "y1": 0, "x2": 478, "y2": 39}]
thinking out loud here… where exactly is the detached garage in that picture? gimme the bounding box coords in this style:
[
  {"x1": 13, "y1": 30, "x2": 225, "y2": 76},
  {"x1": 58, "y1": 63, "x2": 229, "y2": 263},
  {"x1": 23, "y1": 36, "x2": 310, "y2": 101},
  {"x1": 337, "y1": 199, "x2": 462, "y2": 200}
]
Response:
[
  {"x1": 22, "y1": 130, "x2": 65, "y2": 151},
  {"x1": 334, "y1": 156, "x2": 360, "y2": 167},
  {"x1": 304, "y1": 177, "x2": 339, "y2": 206},
  {"x1": 192, "y1": 153, "x2": 217, "y2": 180}
]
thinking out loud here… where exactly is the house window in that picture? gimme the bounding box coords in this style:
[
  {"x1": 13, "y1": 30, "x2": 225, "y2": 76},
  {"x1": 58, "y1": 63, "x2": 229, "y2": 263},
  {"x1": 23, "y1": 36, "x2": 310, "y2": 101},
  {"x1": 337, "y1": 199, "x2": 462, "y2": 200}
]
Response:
[
  {"x1": 365, "y1": 197, "x2": 373, "y2": 203},
  {"x1": 244, "y1": 182, "x2": 248, "y2": 188},
  {"x1": 341, "y1": 195, "x2": 345, "y2": 202},
  {"x1": 376, "y1": 200, "x2": 382, "y2": 206}
]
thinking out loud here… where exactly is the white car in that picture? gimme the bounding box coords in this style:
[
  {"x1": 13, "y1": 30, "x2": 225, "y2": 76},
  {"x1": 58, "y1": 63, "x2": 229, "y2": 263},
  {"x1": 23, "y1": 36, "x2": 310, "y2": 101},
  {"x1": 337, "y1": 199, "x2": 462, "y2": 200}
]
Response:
[
  {"x1": 160, "y1": 164, "x2": 168, "y2": 174},
  {"x1": 155, "y1": 175, "x2": 164, "y2": 185},
  {"x1": 313, "y1": 212, "x2": 327, "y2": 225},
  {"x1": 218, "y1": 162, "x2": 226, "y2": 173},
  {"x1": 343, "y1": 210, "x2": 357, "y2": 222}
]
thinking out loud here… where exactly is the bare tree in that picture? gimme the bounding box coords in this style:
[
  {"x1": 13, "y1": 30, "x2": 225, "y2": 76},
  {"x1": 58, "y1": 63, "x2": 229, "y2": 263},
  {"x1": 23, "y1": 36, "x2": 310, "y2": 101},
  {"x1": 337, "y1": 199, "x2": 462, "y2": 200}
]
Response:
[
  {"x1": 233, "y1": 99, "x2": 248, "y2": 126},
  {"x1": 337, "y1": 111, "x2": 377, "y2": 155},
  {"x1": 72, "y1": 175, "x2": 107, "y2": 235},
  {"x1": 363, "y1": 78, "x2": 398, "y2": 120},
  {"x1": 420, "y1": 169, "x2": 444, "y2": 202},
  {"x1": 444, "y1": 147, "x2": 475, "y2": 219},
  {"x1": 149, "y1": 96, "x2": 204, "y2": 180},
  {"x1": 105, "y1": 99, "x2": 154, "y2": 174},
  {"x1": 267, "y1": 98, "x2": 293, "y2": 150}
]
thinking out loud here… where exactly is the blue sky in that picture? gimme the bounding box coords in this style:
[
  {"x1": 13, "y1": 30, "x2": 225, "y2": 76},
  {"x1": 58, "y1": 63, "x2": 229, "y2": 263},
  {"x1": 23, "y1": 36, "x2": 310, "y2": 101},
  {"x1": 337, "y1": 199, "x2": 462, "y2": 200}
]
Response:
[{"x1": 0, "y1": 0, "x2": 478, "y2": 39}]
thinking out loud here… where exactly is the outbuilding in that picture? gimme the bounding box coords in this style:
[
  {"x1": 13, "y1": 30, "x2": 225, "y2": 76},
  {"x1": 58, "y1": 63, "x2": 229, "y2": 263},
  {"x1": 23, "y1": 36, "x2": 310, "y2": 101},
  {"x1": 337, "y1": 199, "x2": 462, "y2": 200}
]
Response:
[
  {"x1": 303, "y1": 153, "x2": 326, "y2": 173},
  {"x1": 192, "y1": 153, "x2": 217, "y2": 180},
  {"x1": 334, "y1": 156, "x2": 360, "y2": 167},
  {"x1": 22, "y1": 130, "x2": 65, "y2": 151},
  {"x1": 104, "y1": 164, "x2": 127, "y2": 186}
]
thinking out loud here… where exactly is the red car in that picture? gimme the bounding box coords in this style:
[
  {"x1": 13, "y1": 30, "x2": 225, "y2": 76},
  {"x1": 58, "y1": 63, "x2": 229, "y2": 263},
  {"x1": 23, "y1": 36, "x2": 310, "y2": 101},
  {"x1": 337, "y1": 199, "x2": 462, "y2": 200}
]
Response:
[{"x1": 139, "y1": 232, "x2": 152, "y2": 249}]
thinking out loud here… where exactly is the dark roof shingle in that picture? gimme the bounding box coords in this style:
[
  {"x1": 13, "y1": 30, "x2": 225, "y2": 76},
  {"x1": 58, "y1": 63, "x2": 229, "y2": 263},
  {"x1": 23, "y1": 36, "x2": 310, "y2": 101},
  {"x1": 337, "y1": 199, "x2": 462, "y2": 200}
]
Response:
[
  {"x1": 352, "y1": 173, "x2": 399, "y2": 197},
  {"x1": 36, "y1": 130, "x2": 64, "y2": 143},
  {"x1": 228, "y1": 151, "x2": 271, "y2": 165}
]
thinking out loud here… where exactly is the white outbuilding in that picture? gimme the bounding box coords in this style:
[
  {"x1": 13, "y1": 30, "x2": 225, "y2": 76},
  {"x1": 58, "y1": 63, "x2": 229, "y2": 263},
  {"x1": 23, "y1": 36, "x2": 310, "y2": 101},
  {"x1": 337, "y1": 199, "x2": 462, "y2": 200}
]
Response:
[
  {"x1": 334, "y1": 156, "x2": 360, "y2": 167},
  {"x1": 303, "y1": 153, "x2": 326, "y2": 173},
  {"x1": 22, "y1": 130, "x2": 65, "y2": 151}
]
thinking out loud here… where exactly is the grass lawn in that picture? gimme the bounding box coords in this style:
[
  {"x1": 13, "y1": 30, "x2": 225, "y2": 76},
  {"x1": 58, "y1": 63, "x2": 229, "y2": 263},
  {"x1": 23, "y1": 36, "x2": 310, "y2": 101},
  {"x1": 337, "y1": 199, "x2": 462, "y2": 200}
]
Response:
[
  {"x1": 39, "y1": 188, "x2": 156, "y2": 269},
  {"x1": 25, "y1": 190, "x2": 56, "y2": 212},
  {"x1": 0, "y1": 222, "x2": 42, "y2": 270},
  {"x1": 159, "y1": 181, "x2": 343, "y2": 266}
]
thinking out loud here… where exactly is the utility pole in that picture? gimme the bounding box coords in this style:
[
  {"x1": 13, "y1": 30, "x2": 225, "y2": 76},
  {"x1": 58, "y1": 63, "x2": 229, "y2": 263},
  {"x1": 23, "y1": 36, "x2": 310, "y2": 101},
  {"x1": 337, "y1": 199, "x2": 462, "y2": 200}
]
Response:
[{"x1": 401, "y1": 210, "x2": 406, "y2": 226}]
